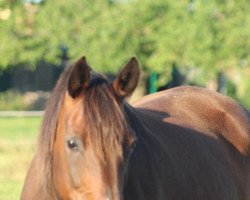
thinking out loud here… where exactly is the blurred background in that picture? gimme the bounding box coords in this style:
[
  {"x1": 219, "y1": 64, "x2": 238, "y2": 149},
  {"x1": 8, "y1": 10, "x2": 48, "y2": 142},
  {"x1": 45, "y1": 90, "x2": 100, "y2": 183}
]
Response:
[{"x1": 0, "y1": 0, "x2": 250, "y2": 199}]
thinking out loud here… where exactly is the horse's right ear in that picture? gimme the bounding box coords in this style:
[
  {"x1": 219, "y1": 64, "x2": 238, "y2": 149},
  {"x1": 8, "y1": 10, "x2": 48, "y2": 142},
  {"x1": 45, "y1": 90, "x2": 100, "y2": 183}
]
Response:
[
  {"x1": 112, "y1": 57, "x2": 140, "y2": 99},
  {"x1": 68, "y1": 56, "x2": 91, "y2": 98}
]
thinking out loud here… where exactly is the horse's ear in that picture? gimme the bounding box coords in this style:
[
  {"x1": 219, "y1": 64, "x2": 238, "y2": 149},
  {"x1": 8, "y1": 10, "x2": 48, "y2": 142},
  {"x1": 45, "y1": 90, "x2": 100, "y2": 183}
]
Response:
[
  {"x1": 112, "y1": 57, "x2": 140, "y2": 99},
  {"x1": 68, "y1": 56, "x2": 91, "y2": 98}
]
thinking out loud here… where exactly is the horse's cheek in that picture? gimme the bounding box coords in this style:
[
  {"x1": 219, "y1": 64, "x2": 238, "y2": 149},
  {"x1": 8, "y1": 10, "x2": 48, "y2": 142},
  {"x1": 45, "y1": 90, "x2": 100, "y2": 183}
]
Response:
[
  {"x1": 67, "y1": 152, "x2": 84, "y2": 187},
  {"x1": 52, "y1": 143, "x2": 72, "y2": 198}
]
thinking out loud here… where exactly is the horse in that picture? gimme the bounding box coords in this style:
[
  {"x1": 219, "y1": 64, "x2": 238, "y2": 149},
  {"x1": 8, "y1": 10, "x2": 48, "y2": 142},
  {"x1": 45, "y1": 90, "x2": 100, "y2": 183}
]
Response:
[{"x1": 21, "y1": 56, "x2": 250, "y2": 200}]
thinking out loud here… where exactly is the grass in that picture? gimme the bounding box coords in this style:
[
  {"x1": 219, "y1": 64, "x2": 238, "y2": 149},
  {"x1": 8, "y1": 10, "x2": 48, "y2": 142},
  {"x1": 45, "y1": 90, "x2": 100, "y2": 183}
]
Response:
[{"x1": 0, "y1": 117, "x2": 41, "y2": 200}]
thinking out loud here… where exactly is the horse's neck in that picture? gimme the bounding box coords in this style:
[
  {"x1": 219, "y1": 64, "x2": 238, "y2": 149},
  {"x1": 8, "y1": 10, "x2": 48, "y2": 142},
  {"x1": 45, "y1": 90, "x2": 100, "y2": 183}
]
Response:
[{"x1": 123, "y1": 103, "x2": 146, "y2": 137}]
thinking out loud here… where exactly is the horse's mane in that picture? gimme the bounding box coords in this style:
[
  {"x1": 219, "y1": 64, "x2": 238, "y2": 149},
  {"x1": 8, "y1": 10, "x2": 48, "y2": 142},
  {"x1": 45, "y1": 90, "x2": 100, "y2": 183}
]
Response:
[
  {"x1": 36, "y1": 68, "x2": 70, "y2": 196},
  {"x1": 35, "y1": 68, "x2": 127, "y2": 197}
]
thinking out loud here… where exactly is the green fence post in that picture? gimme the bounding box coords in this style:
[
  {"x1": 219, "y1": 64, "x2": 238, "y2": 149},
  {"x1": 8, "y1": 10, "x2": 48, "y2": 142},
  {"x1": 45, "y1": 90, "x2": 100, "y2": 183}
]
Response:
[{"x1": 149, "y1": 72, "x2": 158, "y2": 94}]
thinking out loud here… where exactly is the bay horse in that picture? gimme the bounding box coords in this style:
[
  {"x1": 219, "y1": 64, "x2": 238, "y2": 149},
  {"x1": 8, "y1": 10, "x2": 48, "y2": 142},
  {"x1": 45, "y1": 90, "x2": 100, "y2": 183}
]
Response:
[{"x1": 21, "y1": 57, "x2": 250, "y2": 200}]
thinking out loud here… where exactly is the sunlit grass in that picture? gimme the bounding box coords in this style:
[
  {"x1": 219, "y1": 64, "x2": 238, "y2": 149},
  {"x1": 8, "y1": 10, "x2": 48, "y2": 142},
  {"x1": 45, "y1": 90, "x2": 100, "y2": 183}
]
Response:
[{"x1": 0, "y1": 117, "x2": 41, "y2": 199}]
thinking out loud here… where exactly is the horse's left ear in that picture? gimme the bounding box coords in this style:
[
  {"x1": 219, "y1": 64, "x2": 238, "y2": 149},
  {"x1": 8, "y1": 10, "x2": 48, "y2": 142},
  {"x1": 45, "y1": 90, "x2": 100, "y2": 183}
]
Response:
[{"x1": 112, "y1": 57, "x2": 140, "y2": 99}]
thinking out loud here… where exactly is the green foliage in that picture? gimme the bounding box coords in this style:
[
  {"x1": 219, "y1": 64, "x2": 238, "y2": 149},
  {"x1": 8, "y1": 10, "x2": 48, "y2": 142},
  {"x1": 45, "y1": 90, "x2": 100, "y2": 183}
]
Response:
[
  {"x1": 0, "y1": 0, "x2": 250, "y2": 103},
  {"x1": 0, "y1": 91, "x2": 28, "y2": 110},
  {"x1": 237, "y1": 70, "x2": 250, "y2": 109},
  {"x1": 1, "y1": 0, "x2": 249, "y2": 71},
  {"x1": 0, "y1": 91, "x2": 49, "y2": 110}
]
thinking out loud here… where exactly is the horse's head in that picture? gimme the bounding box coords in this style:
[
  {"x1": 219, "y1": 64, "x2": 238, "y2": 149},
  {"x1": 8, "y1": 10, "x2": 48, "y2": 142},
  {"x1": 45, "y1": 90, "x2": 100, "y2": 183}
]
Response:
[{"x1": 52, "y1": 57, "x2": 140, "y2": 200}]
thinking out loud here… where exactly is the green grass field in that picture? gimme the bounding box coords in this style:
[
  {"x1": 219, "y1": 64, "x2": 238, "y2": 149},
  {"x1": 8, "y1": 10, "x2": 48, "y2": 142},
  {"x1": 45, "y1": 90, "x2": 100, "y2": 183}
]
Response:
[{"x1": 0, "y1": 117, "x2": 41, "y2": 200}]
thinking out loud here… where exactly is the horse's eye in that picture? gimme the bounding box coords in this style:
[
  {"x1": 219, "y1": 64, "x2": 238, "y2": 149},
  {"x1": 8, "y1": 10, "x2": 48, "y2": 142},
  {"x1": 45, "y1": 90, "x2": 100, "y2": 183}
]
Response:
[{"x1": 67, "y1": 138, "x2": 78, "y2": 150}]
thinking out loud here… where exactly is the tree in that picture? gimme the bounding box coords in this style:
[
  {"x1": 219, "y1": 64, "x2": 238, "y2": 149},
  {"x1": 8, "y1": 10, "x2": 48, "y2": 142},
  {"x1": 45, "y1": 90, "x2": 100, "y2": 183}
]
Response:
[{"x1": 0, "y1": 0, "x2": 249, "y2": 83}]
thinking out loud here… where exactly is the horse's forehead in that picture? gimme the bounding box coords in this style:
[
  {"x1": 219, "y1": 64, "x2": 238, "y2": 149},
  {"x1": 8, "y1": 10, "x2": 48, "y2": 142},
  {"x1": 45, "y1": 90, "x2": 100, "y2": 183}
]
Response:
[
  {"x1": 64, "y1": 92, "x2": 80, "y2": 111},
  {"x1": 63, "y1": 92, "x2": 84, "y2": 129}
]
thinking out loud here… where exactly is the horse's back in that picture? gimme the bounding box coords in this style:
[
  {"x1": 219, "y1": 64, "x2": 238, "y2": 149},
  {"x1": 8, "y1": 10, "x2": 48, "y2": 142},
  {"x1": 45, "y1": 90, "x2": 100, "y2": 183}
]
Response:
[
  {"x1": 132, "y1": 86, "x2": 250, "y2": 156},
  {"x1": 127, "y1": 86, "x2": 250, "y2": 200}
]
